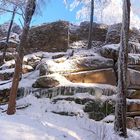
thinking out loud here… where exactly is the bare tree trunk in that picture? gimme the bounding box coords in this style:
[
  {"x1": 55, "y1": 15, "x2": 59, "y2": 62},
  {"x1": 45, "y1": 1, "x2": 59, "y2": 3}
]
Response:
[
  {"x1": 87, "y1": 0, "x2": 94, "y2": 49},
  {"x1": 114, "y1": 0, "x2": 130, "y2": 137},
  {"x1": 7, "y1": 0, "x2": 36, "y2": 115},
  {"x1": 2, "y1": 6, "x2": 17, "y2": 63}
]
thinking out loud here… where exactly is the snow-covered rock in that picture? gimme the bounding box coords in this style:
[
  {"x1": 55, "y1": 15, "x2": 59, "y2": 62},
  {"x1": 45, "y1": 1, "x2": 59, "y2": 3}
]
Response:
[
  {"x1": 106, "y1": 23, "x2": 140, "y2": 44},
  {"x1": 45, "y1": 55, "x2": 114, "y2": 74},
  {"x1": 127, "y1": 90, "x2": 140, "y2": 99},
  {"x1": 126, "y1": 117, "x2": 136, "y2": 129},
  {"x1": 32, "y1": 74, "x2": 62, "y2": 88},
  {"x1": 100, "y1": 44, "x2": 119, "y2": 60},
  {"x1": 100, "y1": 43, "x2": 140, "y2": 60},
  {"x1": 128, "y1": 69, "x2": 140, "y2": 89},
  {"x1": 134, "y1": 116, "x2": 140, "y2": 129},
  {"x1": 106, "y1": 23, "x2": 121, "y2": 44}
]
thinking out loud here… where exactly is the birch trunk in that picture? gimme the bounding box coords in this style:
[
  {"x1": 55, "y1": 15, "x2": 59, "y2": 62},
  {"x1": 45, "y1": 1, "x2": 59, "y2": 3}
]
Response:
[{"x1": 114, "y1": 0, "x2": 130, "y2": 137}]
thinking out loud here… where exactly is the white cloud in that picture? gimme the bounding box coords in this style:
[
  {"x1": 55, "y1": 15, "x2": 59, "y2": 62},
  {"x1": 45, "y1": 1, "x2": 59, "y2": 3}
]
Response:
[{"x1": 72, "y1": 0, "x2": 140, "y2": 28}]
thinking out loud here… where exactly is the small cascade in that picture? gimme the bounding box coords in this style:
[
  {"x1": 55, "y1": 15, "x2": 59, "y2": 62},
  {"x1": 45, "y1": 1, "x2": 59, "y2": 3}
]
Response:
[{"x1": 18, "y1": 84, "x2": 116, "y2": 99}]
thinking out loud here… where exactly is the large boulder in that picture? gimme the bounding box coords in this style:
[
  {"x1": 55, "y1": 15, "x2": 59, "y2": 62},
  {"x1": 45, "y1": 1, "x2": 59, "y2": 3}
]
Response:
[
  {"x1": 127, "y1": 90, "x2": 140, "y2": 99},
  {"x1": 127, "y1": 102, "x2": 140, "y2": 112},
  {"x1": 45, "y1": 55, "x2": 114, "y2": 74},
  {"x1": 134, "y1": 117, "x2": 140, "y2": 129},
  {"x1": 100, "y1": 44, "x2": 119, "y2": 60},
  {"x1": 105, "y1": 23, "x2": 121, "y2": 44},
  {"x1": 126, "y1": 117, "x2": 136, "y2": 129},
  {"x1": 128, "y1": 54, "x2": 140, "y2": 66},
  {"x1": 128, "y1": 41, "x2": 140, "y2": 54},
  {"x1": 0, "y1": 68, "x2": 14, "y2": 81},
  {"x1": 128, "y1": 69, "x2": 140, "y2": 89},
  {"x1": 84, "y1": 99, "x2": 115, "y2": 121},
  {"x1": 65, "y1": 68, "x2": 116, "y2": 85},
  {"x1": 0, "y1": 88, "x2": 25, "y2": 104},
  {"x1": 32, "y1": 75, "x2": 60, "y2": 88},
  {"x1": 100, "y1": 43, "x2": 140, "y2": 60}
]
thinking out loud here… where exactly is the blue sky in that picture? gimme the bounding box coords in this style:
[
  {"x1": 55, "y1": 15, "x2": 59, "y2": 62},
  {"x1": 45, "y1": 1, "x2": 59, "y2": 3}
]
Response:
[{"x1": 0, "y1": 0, "x2": 80, "y2": 26}]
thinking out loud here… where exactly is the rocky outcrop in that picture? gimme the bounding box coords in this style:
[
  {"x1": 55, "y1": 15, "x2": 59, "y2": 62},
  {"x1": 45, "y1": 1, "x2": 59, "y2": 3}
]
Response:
[
  {"x1": 25, "y1": 21, "x2": 108, "y2": 53},
  {"x1": 105, "y1": 23, "x2": 121, "y2": 44},
  {"x1": 27, "y1": 21, "x2": 69, "y2": 53},
  {"x1": 70, "y1": 21, "x2": 108, "y2": 43},
  {"x1": 0, "y1": 22, "x2": 21, "y2": 39},
  {"x1": 100, "y1": 43, "x2": 140, "y2": 60},
  {"x1": 105, "y1": 23, "x2": 140, "y2": 44}
]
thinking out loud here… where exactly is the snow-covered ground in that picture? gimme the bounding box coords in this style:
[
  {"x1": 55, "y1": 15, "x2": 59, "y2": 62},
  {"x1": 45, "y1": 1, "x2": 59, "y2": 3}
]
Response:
[
  {"x1": 0, "y1": 95, "x2": 139, "y2": 140},
  {"x1": 0, "y1": 44, "x2": 139, "y2": 140}
]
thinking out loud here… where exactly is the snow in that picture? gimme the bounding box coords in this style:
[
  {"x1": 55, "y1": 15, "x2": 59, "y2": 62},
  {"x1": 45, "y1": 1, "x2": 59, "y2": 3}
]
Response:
[
  {"x1": 0, "y1": 60, "x2": 15, "y2": 70},
  {"x1": 0, "y1": 94, "x2": 139, "y2": 140},
  {"x1": 0, "y1": 70, "x2": 39, "y2": 90},
  {"x1": 128, "y1": 53, "x2": 140, "y2": 64},
  {"x1": 127, "y1": 99, "x2": 140, "y2": 104},
  {"x1": 70, "y1": 0, "x2": 140, "y2": 29},
  {"x1": 101, "y1": 115, "x2": 115, "y2": 123},
  {"x1": 102, "y1": 44, "x2": 119, "y2": 51},
  {"x1": 0, "y1": 68, "x2": 14, "y2": 74},
  {"x1": 0, "y1": 46, "x2": 139, "y2": 140}
]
